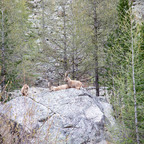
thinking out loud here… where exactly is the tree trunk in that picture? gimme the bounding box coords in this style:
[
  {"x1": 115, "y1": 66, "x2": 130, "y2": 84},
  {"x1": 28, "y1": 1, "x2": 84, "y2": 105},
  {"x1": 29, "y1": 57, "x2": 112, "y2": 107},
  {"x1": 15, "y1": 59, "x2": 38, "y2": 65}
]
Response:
[
  {"x1": 42, "y1": 0, "x2": 45, "y2": 49},
  {"x1": 93, "y1": 1, "x2": 99, "y2": 96},
  {"x1": 72, "y1": 36, "x2": 75, "y2": 79},
  {"x1": 1, "y1": 7, "x2": 6, "y2": 98},
  {"x1": 131, "y1": 14, "x2": 139, "y2": 144},
  {"x1": 70, "y1": 3, "x2": 75, "y2": 79},
  {"x1": 63, "y1": 4, "x2": 68, "y2": 72}
]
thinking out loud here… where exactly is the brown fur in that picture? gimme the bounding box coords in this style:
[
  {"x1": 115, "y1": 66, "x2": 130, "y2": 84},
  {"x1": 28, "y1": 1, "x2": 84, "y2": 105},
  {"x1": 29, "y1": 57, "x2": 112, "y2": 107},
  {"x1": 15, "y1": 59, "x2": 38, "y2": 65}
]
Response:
[
  {"x1": 64, "y1": 71, "x2": 82, "y2": 90},
  {"x1": 21, "y1": 84, "x2": 29, "y2": 96},
  {"x1": 48, "y1": 82, "x2": 69, "y2": 91}
]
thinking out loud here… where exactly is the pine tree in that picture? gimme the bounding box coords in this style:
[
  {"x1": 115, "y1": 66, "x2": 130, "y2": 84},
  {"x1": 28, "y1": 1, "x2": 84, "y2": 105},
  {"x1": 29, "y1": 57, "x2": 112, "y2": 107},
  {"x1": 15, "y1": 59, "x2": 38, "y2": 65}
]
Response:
[
  {"x1": 0, "y1": 0, "x2": 36, "y2": 97},
  {"x1": 105, "y1": 0, "x2": 144, "y2": 143}
]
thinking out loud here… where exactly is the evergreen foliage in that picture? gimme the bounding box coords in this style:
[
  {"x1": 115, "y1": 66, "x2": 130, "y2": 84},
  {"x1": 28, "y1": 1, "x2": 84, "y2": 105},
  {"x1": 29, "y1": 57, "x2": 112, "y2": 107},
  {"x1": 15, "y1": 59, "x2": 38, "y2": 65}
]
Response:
[
  {"x1": 0, "y1": 0, "x2": 36, "y2": 93},
  {"x1": 105, "y1": 0, "x2": 144, "y2": 143}
]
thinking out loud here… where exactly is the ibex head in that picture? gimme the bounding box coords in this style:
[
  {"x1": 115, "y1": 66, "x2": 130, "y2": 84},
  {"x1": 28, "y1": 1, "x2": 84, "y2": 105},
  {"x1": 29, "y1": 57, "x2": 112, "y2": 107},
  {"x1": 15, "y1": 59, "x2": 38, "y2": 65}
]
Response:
[
  {"x1": 21, "y1": 84, "x2": 29, "y2": 96},
  {"x1": 64, "y1": 71, "x2": 71, "y2": 82},
  {"x1": 48, "y1": 82, "x2": 51, "y2": 88}
]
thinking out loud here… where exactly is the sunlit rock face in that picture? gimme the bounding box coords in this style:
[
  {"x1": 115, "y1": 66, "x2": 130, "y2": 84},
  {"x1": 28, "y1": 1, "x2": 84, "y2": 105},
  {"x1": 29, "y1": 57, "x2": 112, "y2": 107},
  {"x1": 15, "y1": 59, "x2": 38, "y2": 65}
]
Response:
[{"x1": 0, "y1": 87, "x2": 114, "y2": 144}]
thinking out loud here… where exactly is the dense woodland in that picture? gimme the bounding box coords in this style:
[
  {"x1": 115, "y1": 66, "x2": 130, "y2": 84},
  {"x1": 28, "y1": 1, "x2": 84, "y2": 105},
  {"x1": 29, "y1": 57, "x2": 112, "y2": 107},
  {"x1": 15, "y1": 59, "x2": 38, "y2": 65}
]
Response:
[{"x1": 0, "y1": 0, "x2": 144, "y2": 143}]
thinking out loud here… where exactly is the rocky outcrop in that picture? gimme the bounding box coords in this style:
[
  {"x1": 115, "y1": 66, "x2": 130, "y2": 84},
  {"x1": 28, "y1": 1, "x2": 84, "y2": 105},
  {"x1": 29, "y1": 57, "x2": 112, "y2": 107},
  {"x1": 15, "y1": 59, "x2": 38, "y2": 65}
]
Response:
[
  {"x1": 35, "y1": 77, "x2": 49, "y2": 88},
  {"x1": 0, "y1": 113, "x2": 32, "y2": 144},
  {"x1": 0, "y1": 87, "x2": 114, "y2": 144}
]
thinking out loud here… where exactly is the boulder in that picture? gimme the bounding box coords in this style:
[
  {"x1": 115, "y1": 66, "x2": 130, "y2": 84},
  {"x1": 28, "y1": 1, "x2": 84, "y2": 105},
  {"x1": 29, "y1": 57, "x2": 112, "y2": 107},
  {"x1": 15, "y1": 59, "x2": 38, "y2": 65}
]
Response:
[
  {"x1": 0, "y1": 96, "x2": 51, "y2": 133},
  {"x1": 35, "y1": 77, "x2": 49, "y2": 88},
  {"x1": 0, "y1": 87, "x2": 114, "y2": 144}
]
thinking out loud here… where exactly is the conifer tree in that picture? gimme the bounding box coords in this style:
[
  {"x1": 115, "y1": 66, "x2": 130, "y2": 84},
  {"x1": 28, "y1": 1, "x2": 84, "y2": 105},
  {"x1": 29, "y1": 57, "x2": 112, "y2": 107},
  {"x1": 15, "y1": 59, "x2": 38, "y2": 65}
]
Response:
[
  {"x1": 0, "y1": 0, "x2": 36, "y2": 96},
  {"x1": 105, "y1": 0, "x2": 144, "y2": 143}
]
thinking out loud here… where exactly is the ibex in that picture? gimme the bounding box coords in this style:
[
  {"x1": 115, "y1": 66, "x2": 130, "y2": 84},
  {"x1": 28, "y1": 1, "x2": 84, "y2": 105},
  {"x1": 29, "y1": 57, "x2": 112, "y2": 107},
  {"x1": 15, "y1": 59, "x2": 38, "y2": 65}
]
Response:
[
  {"x1": 64, "y1": 71, "x2": 83, "y2": 90},
  {"x1": 48, "y1": 82, "x2": 69, "y2": 91},
  {"x1": 21, "y1": 84, "x2": 29, "y2": 96}
]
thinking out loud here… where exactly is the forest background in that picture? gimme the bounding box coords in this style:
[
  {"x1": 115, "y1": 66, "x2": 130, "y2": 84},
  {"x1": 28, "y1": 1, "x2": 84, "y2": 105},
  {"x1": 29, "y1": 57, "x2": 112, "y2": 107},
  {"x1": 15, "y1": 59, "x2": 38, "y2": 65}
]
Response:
[{"x1": 0, "y1": 0, "x2": 144, "y2": 143}]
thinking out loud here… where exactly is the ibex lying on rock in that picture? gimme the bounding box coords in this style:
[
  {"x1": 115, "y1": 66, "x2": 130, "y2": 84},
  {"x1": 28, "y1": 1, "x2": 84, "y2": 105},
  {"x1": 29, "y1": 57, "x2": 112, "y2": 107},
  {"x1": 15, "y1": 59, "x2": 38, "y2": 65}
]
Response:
[
  {"x1": 64, "y1": 71, "x2": 83, "y2": 90},
  {"x1": 21, "y1": 84, "x2": 29, "y2": 96},
  {"x1": 48, "y1": 82, "x2": 69, "y2": 91}
]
